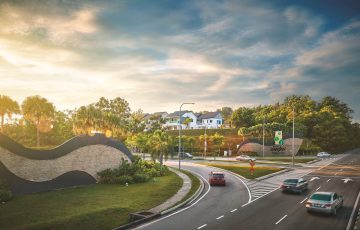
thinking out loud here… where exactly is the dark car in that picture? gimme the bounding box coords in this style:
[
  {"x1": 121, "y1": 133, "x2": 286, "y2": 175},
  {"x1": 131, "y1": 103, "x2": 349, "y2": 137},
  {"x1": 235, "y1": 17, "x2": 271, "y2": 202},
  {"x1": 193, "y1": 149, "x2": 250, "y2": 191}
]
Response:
[
  {"x1": 209, "y1": 172, "x2": 226, "y2": 186},
  {"x1": 306, "y1": 192, "x2": 343, "y2": 215},
  {"x1": 280, "y1": 178, "x2": 308, "y2": 193}
]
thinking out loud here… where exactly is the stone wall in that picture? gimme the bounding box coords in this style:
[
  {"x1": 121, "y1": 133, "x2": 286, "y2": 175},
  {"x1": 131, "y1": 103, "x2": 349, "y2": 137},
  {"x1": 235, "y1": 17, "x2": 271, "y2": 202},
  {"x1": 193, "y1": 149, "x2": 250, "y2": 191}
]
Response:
[{"x1": 239, "y1": 138, "x2": 303, "y2": 156}]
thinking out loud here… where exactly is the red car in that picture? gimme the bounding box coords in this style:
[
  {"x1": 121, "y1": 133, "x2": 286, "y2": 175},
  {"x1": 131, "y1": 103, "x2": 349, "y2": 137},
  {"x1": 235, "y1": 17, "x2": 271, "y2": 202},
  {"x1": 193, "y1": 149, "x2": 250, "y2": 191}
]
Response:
[{"x1": 209, "y1": 172, "x2": 226, "y2": 186}]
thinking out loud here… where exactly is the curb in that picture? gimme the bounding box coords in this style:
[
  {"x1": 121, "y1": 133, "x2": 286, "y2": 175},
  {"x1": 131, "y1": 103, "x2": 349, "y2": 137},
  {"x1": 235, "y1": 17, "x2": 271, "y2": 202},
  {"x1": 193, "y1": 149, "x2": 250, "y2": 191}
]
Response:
[
  {"x1": 112, "y1": 168, "x2": 205, "y2": 230},
  {"x1": 160, "y1": 168, "x2": 204, "y2": 215}
]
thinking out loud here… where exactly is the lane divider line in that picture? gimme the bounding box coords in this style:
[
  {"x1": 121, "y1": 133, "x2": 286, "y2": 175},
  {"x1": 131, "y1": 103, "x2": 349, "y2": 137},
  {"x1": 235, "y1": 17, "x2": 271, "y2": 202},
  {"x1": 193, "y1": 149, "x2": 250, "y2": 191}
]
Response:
[
  {"x1": 275, "y1": 215, "x2": 288, "y2": 225},
  {"x1": 230, "y1": 209, "x2": 237, "y2": 213},
  {"x1": 316, "y1": 186, "x2": 321, "y2": 191},
  {"x1": 197, "y1": 224, "x2": 207, "y2": 229},
  {"x1": 300, "y1": 197, "x2": 308, "y2": 204},
  {"x1": 346, "y1": 191, "x2": 360, "y2": 230},
  {"x1": 326, "y1": 179, "x2": 331, "y2": 183},
  {"x1": 134, "y1": 172, "x2": 211, "y2": 229},
  {"x1": 216, "y1": 215, "x2": 224, "y2": 220}
]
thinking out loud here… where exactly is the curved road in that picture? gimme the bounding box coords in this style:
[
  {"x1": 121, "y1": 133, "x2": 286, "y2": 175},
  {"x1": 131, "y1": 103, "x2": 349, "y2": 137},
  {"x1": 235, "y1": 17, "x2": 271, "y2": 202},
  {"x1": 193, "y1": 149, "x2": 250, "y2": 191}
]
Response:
[{"x1": 135, "y1": 161, "x2": 250, "y2": 230}]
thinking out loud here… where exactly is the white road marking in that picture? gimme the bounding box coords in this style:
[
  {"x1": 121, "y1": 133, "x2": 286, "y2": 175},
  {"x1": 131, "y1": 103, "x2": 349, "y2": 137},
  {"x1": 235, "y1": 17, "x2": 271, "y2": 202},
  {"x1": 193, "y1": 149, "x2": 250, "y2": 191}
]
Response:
[
  {"x1": 134, "y1": 171, "x2": 211, "y2": 229},
  {"x1": 300, "y1": 197, "x2": 308, "y2": 204},
  {"x1": 275, "y1": 215, "x2": 288, "y2": 225},
  {"x1": 346, "y1": 191, "x2": 360, "y2": 230},
  {"x1": 316, "y1": 186, "x2": 321, "y2": 191},
  {"x1": 340, "y1": 169, "x2": 343, "y2": 171},
  {"x1": 230, "y1": 209, "x2": 237, "y2": 213},
  {"x1": 216, "y1": 215, "x2": 224, "y2": 220},
  {"x1": 326, "y1": 179, "x2": 331, "y2": 183},
  {"x1": 197, "y1": 224, "x2": 207, "y2": 229}
]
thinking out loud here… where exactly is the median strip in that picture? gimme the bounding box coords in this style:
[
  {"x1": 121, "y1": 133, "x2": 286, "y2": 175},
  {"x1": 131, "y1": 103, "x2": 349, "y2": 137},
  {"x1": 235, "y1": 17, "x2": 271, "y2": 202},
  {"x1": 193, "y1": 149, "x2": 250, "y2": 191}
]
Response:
[{"x1": 275, "y1": 215, "x2": 287, "y2": 225}]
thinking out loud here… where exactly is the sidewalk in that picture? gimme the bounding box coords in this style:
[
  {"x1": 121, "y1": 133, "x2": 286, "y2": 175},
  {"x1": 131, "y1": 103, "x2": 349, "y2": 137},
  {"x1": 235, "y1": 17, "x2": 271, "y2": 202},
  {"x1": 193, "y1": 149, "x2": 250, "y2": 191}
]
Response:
[{"x1": 149, "y1": 168, "x2": 192, "y2": 214}]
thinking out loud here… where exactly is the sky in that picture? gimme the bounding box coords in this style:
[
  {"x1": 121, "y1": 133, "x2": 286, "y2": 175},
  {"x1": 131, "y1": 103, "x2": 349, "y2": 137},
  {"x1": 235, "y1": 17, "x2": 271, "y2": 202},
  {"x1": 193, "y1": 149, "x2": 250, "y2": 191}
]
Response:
[{"x1": 0, "y1": 0, "x2": 359, "y2": 121}]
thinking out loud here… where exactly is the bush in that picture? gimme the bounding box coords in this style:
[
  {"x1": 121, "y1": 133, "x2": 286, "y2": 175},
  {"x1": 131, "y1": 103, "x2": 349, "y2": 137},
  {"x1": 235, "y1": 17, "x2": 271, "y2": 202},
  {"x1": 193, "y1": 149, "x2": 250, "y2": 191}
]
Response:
[
  {"x1": 133, "y1": 173, "x2": 150, "y2": 183},
  {"x1": 114, "y1": 176, "x2": 134, "y2": 184},
  {"x1": 0, "y1": 189, "x2": 13, "y2": 202}
]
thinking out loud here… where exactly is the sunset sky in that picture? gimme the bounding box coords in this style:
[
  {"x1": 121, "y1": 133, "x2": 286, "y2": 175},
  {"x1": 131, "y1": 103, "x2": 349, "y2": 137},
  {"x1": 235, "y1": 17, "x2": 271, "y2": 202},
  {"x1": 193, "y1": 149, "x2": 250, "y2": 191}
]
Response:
[{"x1": 0, "y1": 0, "x2": 359, "y2": 121}]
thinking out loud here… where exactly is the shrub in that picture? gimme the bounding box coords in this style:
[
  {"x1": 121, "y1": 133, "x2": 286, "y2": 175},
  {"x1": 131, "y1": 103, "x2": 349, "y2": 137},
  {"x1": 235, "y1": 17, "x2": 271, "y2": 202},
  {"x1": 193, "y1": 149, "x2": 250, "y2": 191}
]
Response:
[
  {"x1": 0, "y1": 189, "x2": 13, "y2": 202},
  {"x1": 133, "y1": 173, "x2": 150, "y2": 183},
  {"x1": 114, "y1": 176, "x2": 134, "y2": 184}
]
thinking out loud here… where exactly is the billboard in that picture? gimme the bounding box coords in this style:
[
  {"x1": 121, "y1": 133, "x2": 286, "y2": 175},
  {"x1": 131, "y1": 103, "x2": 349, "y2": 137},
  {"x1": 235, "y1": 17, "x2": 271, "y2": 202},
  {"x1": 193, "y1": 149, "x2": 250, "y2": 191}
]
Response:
[{"x1": 274, "y1": 131, "x2": 284, "y2": 145}]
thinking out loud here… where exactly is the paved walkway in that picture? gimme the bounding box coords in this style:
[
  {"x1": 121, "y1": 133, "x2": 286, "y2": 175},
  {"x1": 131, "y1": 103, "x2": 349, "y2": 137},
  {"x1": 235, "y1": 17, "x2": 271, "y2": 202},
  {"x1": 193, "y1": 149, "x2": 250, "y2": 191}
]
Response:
[{"x1": 149, "y1": 168, "x2": 191, "y2": 213}]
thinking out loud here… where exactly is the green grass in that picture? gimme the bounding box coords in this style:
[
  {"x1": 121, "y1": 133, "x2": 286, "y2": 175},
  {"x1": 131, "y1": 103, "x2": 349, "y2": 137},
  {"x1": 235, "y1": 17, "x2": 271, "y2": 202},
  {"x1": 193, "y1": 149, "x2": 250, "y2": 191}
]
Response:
[
  {"x1": 0, "y1": 172, "x2": 182, "y2": 230},
  {"x1": 200, "y1": 163, "x2": 284, "y2": 179},
  {"x1": 257, "y1": 157, "x2": 315, "y2": 163},
  {"x1": 178, "y1": 170, "x2": 201, "y2": 203}
]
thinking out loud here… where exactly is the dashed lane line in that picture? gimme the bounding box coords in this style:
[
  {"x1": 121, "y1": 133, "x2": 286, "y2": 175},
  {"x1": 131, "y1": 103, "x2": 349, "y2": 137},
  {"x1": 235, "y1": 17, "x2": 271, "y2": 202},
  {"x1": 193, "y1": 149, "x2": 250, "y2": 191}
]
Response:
[
  {"x1": 216, "y1": 215, "x2": 224, "y2": 220},
  {"x1": 300, "y1": 197, "x2": 308, "y2": 204},
  {"x1": 316, "y1": 186, "x2": 321, "y2": 191},
  {"x1": 230, "y1": 209, "x2": 237, "y2": 213},
  {"x1": 197, "y1": 224, "x2": 207, "y2": 229},
  {"x1": 327, "y1": 179, "x2": 331, "y2": 183},
  {"x1": 275, "y1": 215, "x2": 288, "y2": 225}
]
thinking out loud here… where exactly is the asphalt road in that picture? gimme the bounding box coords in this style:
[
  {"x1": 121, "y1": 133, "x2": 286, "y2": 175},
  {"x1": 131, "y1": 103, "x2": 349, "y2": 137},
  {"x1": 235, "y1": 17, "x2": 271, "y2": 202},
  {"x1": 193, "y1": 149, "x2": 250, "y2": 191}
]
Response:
[
  {"x1": 135, "y1": 151, "x2": 360, "y2": 230},
  {"x1": 134, "y1": 161, "x2": 250, "y2": 230}
]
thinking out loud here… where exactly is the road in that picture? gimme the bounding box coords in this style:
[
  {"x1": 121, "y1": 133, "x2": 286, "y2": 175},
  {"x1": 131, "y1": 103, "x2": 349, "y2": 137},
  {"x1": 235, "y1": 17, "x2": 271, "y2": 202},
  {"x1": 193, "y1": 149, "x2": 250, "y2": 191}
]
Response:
[
  {"x1": 135, "y1": 150, "x2": 360, "y2": 230},
  {"x1": 134, "y1": 162, "x2": 250, "y2": 230}
]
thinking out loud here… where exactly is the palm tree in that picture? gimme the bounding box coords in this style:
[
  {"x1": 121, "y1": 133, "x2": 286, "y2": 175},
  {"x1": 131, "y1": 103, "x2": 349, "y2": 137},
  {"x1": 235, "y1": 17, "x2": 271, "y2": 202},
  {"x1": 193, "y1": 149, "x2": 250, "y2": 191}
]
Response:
[
  {"x1": 148, "y1": 130, "x2": 169, "y2": 174},
  {"x1": 22, "y1": 95, "x2": 55, "y2": 147},
  {"x1": 0, "y1": 95, "x2": 20, "y2": 132},
  {"x1": 211, "y1": 132, "x2": 224, "y2": 160}
]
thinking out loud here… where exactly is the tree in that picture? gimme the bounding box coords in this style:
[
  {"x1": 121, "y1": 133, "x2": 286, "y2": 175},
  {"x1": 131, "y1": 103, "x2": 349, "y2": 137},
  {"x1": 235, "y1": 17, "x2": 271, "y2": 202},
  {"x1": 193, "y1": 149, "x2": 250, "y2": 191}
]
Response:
[
  {"x1": 127, "y1": 109, "x2": 146, "y2": 134},
  {"x1": 211, "y1": 132, "x2": 224, "y2": 159},
  {"x1": 0, "y1": 95, "x2": 20, "y2": 132},
  {"x1": 22, "y1": 95, "x2": 55, "y2": 147},
  {"x1": 218, "y1": 107, "x2": 233, "y2": 127},
  {"x1": 231, "y1": 107, "x2": 255, "y2": 128},
  {"x1": 148, "y1": 130, "x2": 169, "y2": 174}
]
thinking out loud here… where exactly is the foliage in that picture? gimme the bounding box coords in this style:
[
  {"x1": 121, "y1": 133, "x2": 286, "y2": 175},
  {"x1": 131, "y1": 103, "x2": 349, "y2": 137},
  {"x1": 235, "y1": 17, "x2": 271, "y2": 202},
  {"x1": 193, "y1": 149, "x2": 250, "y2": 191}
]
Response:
[
  {"x1": 0, "y1": 95, "x2": 20, "y2": 131},
  {"x1": 97, "y1": 156, "x2": 169, "y2": 184},
  {"x1": 21, "y1": 95, "x2": 55, "y2": 147},
  {"x1": 0, "y1": 179, "x2": 13, "y2": 202},
  {"x1": 231, "y1": 107, "x2": 255, "y2": 128}
]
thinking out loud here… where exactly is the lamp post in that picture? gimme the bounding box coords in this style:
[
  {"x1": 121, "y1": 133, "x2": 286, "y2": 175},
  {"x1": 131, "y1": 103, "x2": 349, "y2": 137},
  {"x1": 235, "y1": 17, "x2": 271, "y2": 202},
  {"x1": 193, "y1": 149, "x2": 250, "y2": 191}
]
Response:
[
  {"x1": 179, "y1": 102, "x2": 195, "y2": 169},
  {"x1": 204, "y1": 124, "x2": 207, "y2": 158},
  {"x1": 292, "y1": 107, "x2": 295, "y2": 167},
  {"x1": 262, "y1": 115, "x2": 265, "y2": 158}
]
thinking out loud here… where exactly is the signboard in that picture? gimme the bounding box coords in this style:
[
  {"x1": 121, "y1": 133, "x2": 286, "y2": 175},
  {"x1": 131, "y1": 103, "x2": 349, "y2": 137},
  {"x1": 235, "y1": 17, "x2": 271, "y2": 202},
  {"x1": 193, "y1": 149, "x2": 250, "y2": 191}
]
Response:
[{"x1": 274, "y1": 131, "x2": 284, "y2": 145}]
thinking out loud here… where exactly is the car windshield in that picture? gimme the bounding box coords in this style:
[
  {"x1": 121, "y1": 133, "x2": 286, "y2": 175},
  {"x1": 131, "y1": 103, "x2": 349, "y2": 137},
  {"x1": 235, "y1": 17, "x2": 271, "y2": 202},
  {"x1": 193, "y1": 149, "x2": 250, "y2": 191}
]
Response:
[
  {"x1": 310, "y1": 194, "x2": 332, "y2": 201},
  {"x1": 212, "y1": 174, "x2": 224, "y2": 178},
  {"x1": 284, "y1": 179, "x2": 298, "y2": 184}
]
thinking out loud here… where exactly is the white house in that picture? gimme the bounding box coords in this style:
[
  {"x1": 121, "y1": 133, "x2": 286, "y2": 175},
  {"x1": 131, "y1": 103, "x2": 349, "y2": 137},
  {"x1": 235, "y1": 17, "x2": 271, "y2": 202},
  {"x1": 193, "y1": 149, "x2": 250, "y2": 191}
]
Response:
[
  {"x1": 198, "y1": 112, "x2": 223, "y2": 129},
  {"x1": 164, "y1": 111, "x2": 198, "y2": 130}
]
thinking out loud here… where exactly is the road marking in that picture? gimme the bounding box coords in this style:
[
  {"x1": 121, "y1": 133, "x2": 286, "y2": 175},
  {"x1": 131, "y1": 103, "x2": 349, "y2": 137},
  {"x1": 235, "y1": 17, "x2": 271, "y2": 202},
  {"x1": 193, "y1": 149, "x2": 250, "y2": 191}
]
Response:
[
  {"x1": 326, "y1": 179, "x2": 331, "y2": 183},
  {"x1": 197, "y1": 224, "x2": 207, "y2": 229},
  {"x1": 342, "y1": 178, "x2": 353, "y2": 183},
  {"x1": 275, "y1": 215, "x2": 288, "y2": 225},
  {"x1": 340, "y1": 169, "x2": 343, "y2": 171},
  {"x1": 346, "y1": 191, "x2": 360, "y2": 230},
  {"x1": 300, "y1": 197, "x2": 308, "y2": 204},
  {"x1": 230, "y1": 209, "x2": 237, "y2": 213},
  {"x1": 242, "y1": 187, "x2": 280, "y2": 207},
  {"x1": 216, "y1": 215, "x2": 224, "y2": 220},
  {"x1": 310, "y1": 177, "x2": 320, "y2": 182},
  {"x1": 316, "y1": 186, "x2": 321, "y2": 191},
  {"x1": 134, "y1": 171, "x2": 211, "y2": 229}
]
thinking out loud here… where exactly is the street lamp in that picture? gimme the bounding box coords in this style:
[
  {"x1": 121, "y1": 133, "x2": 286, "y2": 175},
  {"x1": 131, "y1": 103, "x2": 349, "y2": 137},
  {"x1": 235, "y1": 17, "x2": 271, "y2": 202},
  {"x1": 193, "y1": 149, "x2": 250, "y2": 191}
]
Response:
[
  {"x1": 179, "y1": 102, "x2": 195, "y2": 170},
  {"x1": 292, "y1": 107, "x2": 295, "y2": 167},
  {"x1": 262, "y1": 115, "x2": 265, "y2": 158}
]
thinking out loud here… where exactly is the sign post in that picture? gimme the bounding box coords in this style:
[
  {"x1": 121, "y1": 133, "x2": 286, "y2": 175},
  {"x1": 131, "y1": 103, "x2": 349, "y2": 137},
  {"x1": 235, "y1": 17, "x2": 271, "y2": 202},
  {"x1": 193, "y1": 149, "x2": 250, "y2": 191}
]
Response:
[{"x1": 249, "y1": 160, "x2": 255, "y2": 175}]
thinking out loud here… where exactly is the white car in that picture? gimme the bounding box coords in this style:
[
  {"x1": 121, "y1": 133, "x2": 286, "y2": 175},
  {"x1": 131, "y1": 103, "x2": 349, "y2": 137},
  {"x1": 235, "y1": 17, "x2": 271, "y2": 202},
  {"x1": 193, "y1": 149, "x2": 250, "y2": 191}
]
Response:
[
  {"x1": 317, "y1": 152, "x2": 331, "y2": 158},
  {"x1": 236, "y1": 155, "x2": 256, "y2": 162}
]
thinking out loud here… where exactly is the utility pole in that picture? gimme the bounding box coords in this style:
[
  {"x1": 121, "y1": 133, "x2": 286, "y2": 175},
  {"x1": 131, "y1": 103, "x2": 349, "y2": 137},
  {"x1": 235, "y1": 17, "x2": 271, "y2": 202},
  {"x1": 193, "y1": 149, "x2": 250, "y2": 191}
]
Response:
[
  {"x1": 178, "y1": 102, "x2": 194, "y2": 170},
  {"x1": 292, "y1": 107, "x2": 295, "y2": 167},
  {"x1": 262, "y1": 115, "x2": 265, "y2": 158}
]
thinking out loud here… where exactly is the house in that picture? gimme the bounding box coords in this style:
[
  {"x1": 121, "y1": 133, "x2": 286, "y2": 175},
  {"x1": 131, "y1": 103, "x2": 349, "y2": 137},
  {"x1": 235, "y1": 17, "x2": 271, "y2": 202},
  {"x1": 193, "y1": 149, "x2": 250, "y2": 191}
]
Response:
[
  {"x1": 143, "y1": 112, "x2": 168, "y2": 130},
  {"x1": 198, "y1": 112, "x2": 223, "y2": 129},
  {"x1": 164, "y1": 111, "x2": 198, "y2": 130}
]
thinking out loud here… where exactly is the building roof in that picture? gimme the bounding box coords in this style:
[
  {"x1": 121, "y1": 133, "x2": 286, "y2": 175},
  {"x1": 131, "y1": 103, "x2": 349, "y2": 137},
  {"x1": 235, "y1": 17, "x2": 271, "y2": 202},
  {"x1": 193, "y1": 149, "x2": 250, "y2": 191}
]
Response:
[{"x1": 199, "y1": 112, "x2": 221, "y2": 119}]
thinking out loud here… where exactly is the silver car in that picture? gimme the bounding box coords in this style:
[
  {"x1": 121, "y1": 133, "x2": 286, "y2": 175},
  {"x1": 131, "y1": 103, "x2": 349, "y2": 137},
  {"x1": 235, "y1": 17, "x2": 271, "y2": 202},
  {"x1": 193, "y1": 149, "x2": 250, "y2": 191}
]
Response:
[{"x1": 306, "y1": 192, "x2": 343, "y2": 215}]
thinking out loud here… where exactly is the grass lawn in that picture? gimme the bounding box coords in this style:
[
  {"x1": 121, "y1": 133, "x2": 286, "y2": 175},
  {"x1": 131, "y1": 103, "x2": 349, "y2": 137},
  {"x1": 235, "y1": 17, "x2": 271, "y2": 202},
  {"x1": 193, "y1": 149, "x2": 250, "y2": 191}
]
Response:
[
  {"x1": 0, "y1": 172, "x2": 182, "y2": 230},
  {"x1": 257, "y1": 157, "x2": 315, "y2": 163},
  {"x1": 178, "y1": 170, "x2": 201, "y2": 203},
  {"x1": 200, "y1": 163, "x2": 284, "y2": 179}
]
